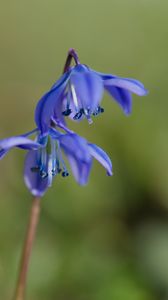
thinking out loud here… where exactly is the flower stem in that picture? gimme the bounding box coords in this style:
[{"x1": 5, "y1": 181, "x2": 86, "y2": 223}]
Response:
[
  {"x1": 14, "y1": 196, "x2": 41, "y2": 300},
  {"x1": 63, "y1": 48, "x2": 80, "y2": 73}
]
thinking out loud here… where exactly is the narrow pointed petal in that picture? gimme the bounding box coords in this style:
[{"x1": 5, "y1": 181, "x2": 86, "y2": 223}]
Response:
[
  {"x1": 24, "y1": 150, "x2": 49, "y2": 197},
  {"x1": 70, "y1": 70, "x2": 104, "y2": 111},
  {"x1": 92, "y1": 68, "x2": 148, "y2": 96},
  {"x1": 35, "y1": 72, "x2": 70, "y2": 135},
  {"x1": 0, "y1": 136, "x2": 40, "y2": 159},
  {"x1": 105, "y1": 85, "x2": 132, "y2": 115},
  {"x1": 88, "y1": 143, "x2": 112, "y2": 176},
  {"x1": 104, "y1": 77, "x2": 148, "y2": 96},
  {"x1": 52, "y1": 92, "x2": 67, "y2": 125},
  {"x1": 59, "y1": 134, "x2": 92, "y2": 185}
]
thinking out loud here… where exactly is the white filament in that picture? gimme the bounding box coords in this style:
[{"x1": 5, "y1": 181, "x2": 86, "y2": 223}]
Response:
[{"x1": 71, "y1": 84, "x2": 79, "y2": 111}]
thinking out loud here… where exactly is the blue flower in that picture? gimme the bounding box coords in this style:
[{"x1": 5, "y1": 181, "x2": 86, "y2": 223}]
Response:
[
  {"x1": 0, "y1": 125, "x2": 112, "y2": 197},
  {"x1": 35, "y1": 49, "x2": 148, "y2": 136}
]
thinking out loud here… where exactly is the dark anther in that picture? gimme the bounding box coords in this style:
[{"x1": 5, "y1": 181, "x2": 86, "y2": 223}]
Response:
[
  {"x1": 98, "y1": 106, "x2": 104, "y2": 113},
  {"x1": 62, "y1": 108, "x2": 72, "y2": 116},
  {"x1": 93, "y1": 106, "x2": 104, "y2": 117},
  {"x1": 52, "y1": 169, "x2": 57, "y2": 176},
  {"x1": 73, "y1": 109, "x2": 83, "y2": 120},
  {"x1": 62, "y1": 171, "x2": 69, "y2": 177},
  {"x1": 31, "y1": 166, "x2": 40, "y2": 173},
  {"x1": 57, "y1": 168, "x2": 62, "y2": 173},
  {"x1": 93, "y1": 111, "x2": 98, "y2": 116},
  {"x1": 40, "y1": 170, "x2": 48, "y2": 179}
]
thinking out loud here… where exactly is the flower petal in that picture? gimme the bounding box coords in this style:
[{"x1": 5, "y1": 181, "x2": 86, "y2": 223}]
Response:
[
  {"x1": 59, "y1": 133, "x2": 92, "y2": 185},
  {"x1": 0, "y1": 136, "x2": 40, "y2": 159},
  {"x1": 104, "y1": 85, "x2": 132, "y2": 115},
  {"x1": 91, "y1": 68, "x2": 148, "y2": 96},
  {"x1": 70, "y1": 67, "x2": 104, "y2": 112},
  {"x1": 35, "y1": 71, "x2": 70, "y2": 135},
  {"x1": 52, "y1": 92, "x2": 67, "y2": 125},
  {"x1": 90, "y1": 69, "x2": 116, "y2": 80},
  {"x1": 104, "y1": 77, "x2": 148, "y2": 96},
  {"x1": 24, "y1": 150, "x2": 49, "y2": 197},
  {"x1": 88, "y1": 143, "x2": 112, "y2": 176}
]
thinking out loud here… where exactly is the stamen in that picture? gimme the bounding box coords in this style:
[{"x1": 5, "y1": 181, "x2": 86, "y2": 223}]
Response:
[
  {"x1": 66, "y1": 87, "x2": 71, "y2": 111},
  {"x1": 99, "y1": 106, "x2": 104, "y2": 113},
  {"x1": 93, "y1": 106, "x2": 104, "y2": 116},
  {"x1": 62, "y1": 171, "x2": 69, "y2": 177},
  {"x1": 73, "y1": 110, "x2": 83, "y2": 120},
  {"x1": 48, "y1": 155, "x2": 53, "y2": 187},
  {"x1": 62, "y1": 108, "x2": 72, "y2": 116},
  {"x1": 55, "y1": 142, "x2": 61, "y2": 173},
  {"x1": 71, "y1": 84, "x2": 79, "y2": 111},
  {"x1": 56, "y1": 141, "x2": 69, "y2": 177},
  {"x1": 40, "y1": 170, "x2": 48, "y2": 179},
  {"x1": 38, "y1": 146, "x2": 48, "y2": 179},
  {"x1": 51, "y1": 138, "x2": 56, "y2": 172},
  {"x1": 57, "y1": 167, "x2": 62, "y2": 173},
  {"x1": 84, "y1": 108, "x2": 93, "y2": 124},
  {"x1": 35, "y1": 135, "x2": 48, "y2": 177},
  {"x1": 52, "y1": 169, "x2": 57, "y2": 176},
  {"x1": 41, "y1": 147, "x2": 47, "y2": 170},
  {"x1": 86, "y1": 116, "x2": 93, "y2": 124}
]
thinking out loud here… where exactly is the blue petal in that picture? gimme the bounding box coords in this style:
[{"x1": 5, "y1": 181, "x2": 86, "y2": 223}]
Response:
[
  {"x1": 72, "y1": 64, "x2": 90, "y2": 74},
  {"x1": 104, "y1": 77, "x2": 148, "y2": 96},
  {"x1": 52, "y1": 91, "x2": 67, "y2": 125},
  {"x1": 88, "y1": 143, "x2": 112, "y2": 176},
  {"x1": 104, "y1": 85, "x2": 132, "y2": 115},
  {"x1": 0, "y1": 136, "x2": 40, "y2": 160},
  {"x1": 24, "y1": 150, "x2": 49, "y2": 197},
  {"x1": 59, "y1": 133, "x2": 92, "y2": 185},
  {"x1": 35, "y1": 72, "x2": 70, "y2": 135},
  {"x1": 70, "y1": 68, "x2": 104, "y2": 112},
  {"x1": 91, "y1": 69, "x2": 148, "y2": 96},
  {"x1": 89, "y1": 69, "x2": 148, "y2": 114}
]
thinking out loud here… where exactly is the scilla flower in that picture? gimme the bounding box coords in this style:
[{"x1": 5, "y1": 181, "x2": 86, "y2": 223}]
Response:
[
  {"x1": 0, "y1": 124, "x2": 112, "y2": 197},
  {"x1": 35, "y1": 48, "x2": 148, "y2": 136}
]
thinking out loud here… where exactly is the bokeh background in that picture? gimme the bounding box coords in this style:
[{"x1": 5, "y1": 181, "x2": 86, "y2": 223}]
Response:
[{"x1": 0, "y1": 0, "x2": 168, "y2": 299}]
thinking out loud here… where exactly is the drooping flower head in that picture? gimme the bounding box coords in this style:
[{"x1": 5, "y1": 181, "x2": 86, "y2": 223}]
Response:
[
  {"x1": 0, "y1": 124, "x2": 112, "y2": 197},
  {"x1": 0, "y1": 48, "x2": 148, "y2": 198},
  {"x1": 35, "y1": 48, "x2": 148, "y2": 136}
]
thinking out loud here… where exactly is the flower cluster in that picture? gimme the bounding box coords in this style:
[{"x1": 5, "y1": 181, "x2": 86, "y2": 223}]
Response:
[{"x1": 0, "y1": 49, "x2": 147, "y2": 197}]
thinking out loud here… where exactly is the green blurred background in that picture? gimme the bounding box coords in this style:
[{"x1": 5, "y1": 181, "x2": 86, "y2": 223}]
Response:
[{"x1": 0, "y1": 0, "x2": 168, "y2": 299}]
